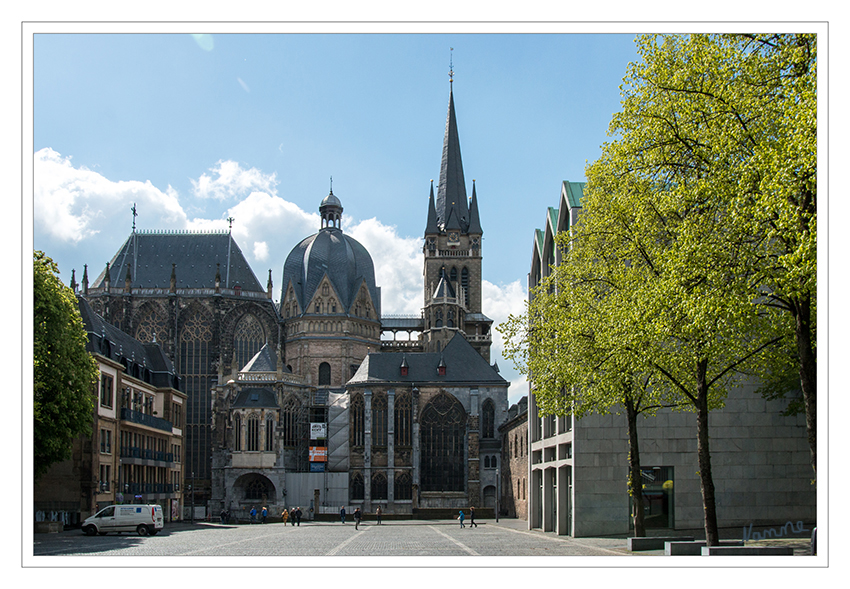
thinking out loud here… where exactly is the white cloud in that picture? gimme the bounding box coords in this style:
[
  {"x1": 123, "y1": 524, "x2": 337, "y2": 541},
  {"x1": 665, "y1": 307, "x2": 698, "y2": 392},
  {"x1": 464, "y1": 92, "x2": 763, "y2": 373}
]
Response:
[
  {"x1": 34, "y1": 147, "x2": 188, "y2": 244},
  {"x1": 253, "y1": 241, "x2": 269, "y2": 261},
  {"x1": 346, "y1": 217, "x2": 423, "y2": 316},
  {"x1": 191, "y1": 160, "x2": 278, "y2": 201}
]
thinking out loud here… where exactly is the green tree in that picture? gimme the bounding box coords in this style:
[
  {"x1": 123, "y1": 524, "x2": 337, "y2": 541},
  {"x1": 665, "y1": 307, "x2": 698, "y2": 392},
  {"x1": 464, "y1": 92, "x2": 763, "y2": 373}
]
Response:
[
  {"x1": 33, "y1": 250, "x2": 98, "y2": 480},
  {"x1": 576, "y1": 33, "x2": 801, "y2": 545}
]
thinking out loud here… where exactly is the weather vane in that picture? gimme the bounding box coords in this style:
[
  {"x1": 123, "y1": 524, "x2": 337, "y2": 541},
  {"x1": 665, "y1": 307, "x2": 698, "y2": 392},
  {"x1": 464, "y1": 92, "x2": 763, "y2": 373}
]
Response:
[
  {"x1": 227, "y1": 216, "x2": 235, "y2": 232},
  {"x1": 449, "y1": 47, "x2": 454, "y2": 86}
]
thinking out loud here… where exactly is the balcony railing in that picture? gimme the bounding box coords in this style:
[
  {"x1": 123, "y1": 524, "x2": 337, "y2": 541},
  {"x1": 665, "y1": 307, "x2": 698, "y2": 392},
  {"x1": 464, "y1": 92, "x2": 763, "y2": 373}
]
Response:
[
  {"x1": 120, "y1": 408, "x2": 173, "y2": 433},
  {"x1": 120, "y1": 446, "x2": 174, "y2": 463}
]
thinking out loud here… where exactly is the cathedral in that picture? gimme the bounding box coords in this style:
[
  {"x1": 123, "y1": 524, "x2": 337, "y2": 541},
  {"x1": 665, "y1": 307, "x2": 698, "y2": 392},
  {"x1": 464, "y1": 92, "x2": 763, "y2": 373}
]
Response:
[{"x1": 81, "y1": 83, "x2": 508, "y2": 519}]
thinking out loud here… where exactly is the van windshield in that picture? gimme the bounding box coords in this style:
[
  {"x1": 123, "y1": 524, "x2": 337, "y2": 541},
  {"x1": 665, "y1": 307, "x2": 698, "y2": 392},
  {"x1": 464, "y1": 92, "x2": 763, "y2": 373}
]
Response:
[{"x1": 97, "y1": 506, "x2": 114, "y2": 517}]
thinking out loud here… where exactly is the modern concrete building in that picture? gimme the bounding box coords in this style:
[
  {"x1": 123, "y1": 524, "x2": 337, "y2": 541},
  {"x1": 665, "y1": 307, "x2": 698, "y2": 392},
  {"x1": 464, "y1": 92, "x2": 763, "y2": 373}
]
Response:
[{"x1": 526, "y1": 182, "x2": 816, "y2": 537}]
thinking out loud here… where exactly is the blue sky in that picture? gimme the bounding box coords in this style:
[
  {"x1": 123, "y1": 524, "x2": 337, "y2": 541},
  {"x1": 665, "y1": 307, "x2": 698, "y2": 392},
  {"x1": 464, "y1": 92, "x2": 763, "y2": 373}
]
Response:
[{"x1": 32, "y1": 31, "x2": 642, "y2": 404}]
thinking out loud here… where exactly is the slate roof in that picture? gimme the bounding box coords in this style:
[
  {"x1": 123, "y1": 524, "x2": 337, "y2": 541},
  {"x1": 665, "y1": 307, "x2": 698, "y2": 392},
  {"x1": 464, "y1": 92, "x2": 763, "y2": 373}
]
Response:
[
  {"x1": 240, "y1": 343, "x2": 279, "y2": 373},
  {"x1": 281, "y1": 225, "x2": 380, "y2": 316},
  {"x1": 77, "y1": 296, "x2": 181, "y2": 391},
  {"x1": 91, "y1": 231, "x2": 265, "y2": 292},
  {"x1": 435, "y1": 89, "x2": 471, "y2": 234},
  {"x1": 347, "y1": 332, "x2": 507, "y2": 387},
  {"x1": 232, "y1": 387, "x2": 278, "y2": 409}
]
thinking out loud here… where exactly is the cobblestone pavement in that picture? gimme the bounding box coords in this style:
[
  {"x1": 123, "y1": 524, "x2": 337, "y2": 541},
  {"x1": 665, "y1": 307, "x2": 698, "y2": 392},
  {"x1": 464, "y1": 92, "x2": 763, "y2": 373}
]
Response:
[{"x1": 32, "y1": 519, "x2": 632, "y2": 559}]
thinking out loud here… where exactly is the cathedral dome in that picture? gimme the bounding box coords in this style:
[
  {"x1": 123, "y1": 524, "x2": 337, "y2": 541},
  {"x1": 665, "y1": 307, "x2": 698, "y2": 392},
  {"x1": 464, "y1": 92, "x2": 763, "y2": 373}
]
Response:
[{"x1": 281, "y1": 193, "x2": 380, "y2": 317}]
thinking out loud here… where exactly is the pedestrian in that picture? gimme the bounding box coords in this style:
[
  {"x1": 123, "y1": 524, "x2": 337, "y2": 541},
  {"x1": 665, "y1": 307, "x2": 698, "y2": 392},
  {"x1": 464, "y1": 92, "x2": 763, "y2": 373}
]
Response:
[
  {"x1": 289, "y1": 508, "x2": 296, "y2": 526},
  {"x1": 295, "y1": 507, "x2": 302, "y2": 526},
  {"x1": 250, "y1": 506, "x2": 257, "y2": 524},
  {"x1": 261, "y1": 506, "x2": 268, "y2": 524},
  {"x1": 469, "y1": 506, "x2": 477, "y2": 528},
  {"x1": 354, "y1": 507, "x2": 362, "y2": 530},
  {"x1": 281, "y1": 509, "x2": 289, "y2": 525},
  {"x1": 220, "y1": 508, "x2": 227, "y2": 524},
  {"x1": 376, "y1": 505, "x2": 382, "y2": 525},
  {"x1": 458, "y1": 509, "x2": 465, "y2": 528},
  {"x1": 340, "y1": 506, "x2": 346, "y2": 524}
]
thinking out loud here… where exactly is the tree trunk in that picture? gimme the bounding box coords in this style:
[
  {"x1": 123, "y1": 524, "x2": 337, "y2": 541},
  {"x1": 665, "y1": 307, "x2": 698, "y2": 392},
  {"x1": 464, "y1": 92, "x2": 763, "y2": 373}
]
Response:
[
  {"x1": 793, "y1": 293, "x2": 817, "y2": 482},
  {"x1": 625, "y1": 397, "x2": 646, "y2": 537},
  {"x1": 695, "y1": 359, "x2": 720, "y2": 546}
]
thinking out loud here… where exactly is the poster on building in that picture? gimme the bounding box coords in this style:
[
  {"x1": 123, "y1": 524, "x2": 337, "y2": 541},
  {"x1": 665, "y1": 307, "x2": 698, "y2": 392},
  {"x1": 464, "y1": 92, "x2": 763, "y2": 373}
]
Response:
[
  {"x1": 309, "y1": 446, "x2": 327, "y2": 462},
  {"x1": 310, "y1": 462, "x2": 326, "y2": 473},
  {"x1": 310, "y1": 422, "x2": 327, "y2": 439}
]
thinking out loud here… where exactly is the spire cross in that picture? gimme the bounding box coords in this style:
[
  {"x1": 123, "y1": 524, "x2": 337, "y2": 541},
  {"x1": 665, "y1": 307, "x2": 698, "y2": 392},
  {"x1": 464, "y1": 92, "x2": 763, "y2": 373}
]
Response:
[
  {"x1": 131, "y1": 203, "x2": 137, "y2": 232},
  {"x1": 227, "y1": 217, "x2": 235, "y2": 232},
  {"x1": 449, "y1": 47, "x2": 454, "y2": 86},
  {"x1": 330, "y1": 175, "x2": 333, "y2": 194}
]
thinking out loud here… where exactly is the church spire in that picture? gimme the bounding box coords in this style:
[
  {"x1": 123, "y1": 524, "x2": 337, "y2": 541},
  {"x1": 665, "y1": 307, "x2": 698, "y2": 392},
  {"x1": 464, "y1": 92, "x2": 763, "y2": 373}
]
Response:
[
  {"x1": 425, "y1": 179, "x2": 439, "y2": 234},
  {"x1": 467, "y1": 179, "x2": 483, "y2": 235},
  {"x1": 436, "y1": 80, "x2": 469, "y2": 233}
]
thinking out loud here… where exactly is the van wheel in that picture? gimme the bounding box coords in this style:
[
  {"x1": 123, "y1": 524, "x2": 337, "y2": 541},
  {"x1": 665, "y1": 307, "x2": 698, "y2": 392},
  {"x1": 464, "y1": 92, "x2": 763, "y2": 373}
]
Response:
[
  {"x1": 83, "y1": 525, "x2": 97, "y2": 536},
  {"x1": 137, "y1": 524, "x2": 150, "y2": 536}
]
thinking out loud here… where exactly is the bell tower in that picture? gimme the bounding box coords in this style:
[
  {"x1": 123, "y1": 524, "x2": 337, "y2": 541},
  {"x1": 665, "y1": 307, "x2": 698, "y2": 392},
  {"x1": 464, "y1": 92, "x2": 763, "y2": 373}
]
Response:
[{"x1": 422, "y1": 71, "x2": 491, "y2": 360}]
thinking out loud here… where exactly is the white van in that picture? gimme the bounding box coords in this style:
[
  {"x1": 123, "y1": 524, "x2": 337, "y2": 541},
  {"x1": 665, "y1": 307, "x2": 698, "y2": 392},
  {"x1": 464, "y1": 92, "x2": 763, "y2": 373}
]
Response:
[{"x1": 82, "y1": 504, "x2": 164, "y2": 536}]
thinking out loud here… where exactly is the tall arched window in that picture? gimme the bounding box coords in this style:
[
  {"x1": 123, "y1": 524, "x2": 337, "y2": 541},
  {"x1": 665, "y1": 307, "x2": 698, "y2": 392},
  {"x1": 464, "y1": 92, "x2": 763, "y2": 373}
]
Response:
[
  {"x1": 394, "y1": 471, "x2": 412, "y2": 501},
  {"x1": 135, "y1": 304, "x2": 167, "y2": 344},
  {"x1": 245, "y1": 477, "x2": 269, "y2": 501},
  {"x1": 281, "y1": 397, "x2": 301, "y2": 447},
  {"x1": 372, "y1": 394, "x2": 387, "y2": 447},
  {"x1": 265, "y1": 414, "x2": 275, "y2": 451},
  {"x1": 351, "y1": 393, "x2": 365, "y2": 447},
  {"x1": 318, "y1": 362, "x2": 331, "y2": 386},
  {"x1": 394, "y1": 392, "x2": 412, "y2": 447},
  {"x1": 371, "y1": 472, "x2": 388, "y2": 501},
  {"x1": 420, "y1": 392, "x2": 466, "y2": 492},
  {"x1": 179, "y1": 307, "x2": 213, "y2": 483},
  {"x1": 350, "y1": 471, "x2": 364, "y2": 501},
  {"x1": 233, "y1": 313, "x2": 265, "y2": 372},
  {"x1": 461, "y1": 267, "x2": 469, "y2": 308},
  {"x1": 482, "y1": 399, "x2": 495, "y2": 439},
  {"x1": 247, "y1": 414, "x2": 260, "y2": 451},
  {"x1": 233, "y1": 414, "x2": 242, "y2": 451}
]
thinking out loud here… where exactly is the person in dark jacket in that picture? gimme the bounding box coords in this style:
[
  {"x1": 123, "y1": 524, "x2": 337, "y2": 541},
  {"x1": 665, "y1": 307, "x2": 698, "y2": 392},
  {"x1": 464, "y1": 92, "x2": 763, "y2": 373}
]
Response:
[
  {"x1": 469, "y1": 506, "x2": 477, "y2": 528},
  {"x1": 340, "y1": 506, "x2": 346, "y2": 524},
  {"x1": 295, "y1": 507, "x2": 302, "y2": 526},
  {"x1": 354, "y1": 507, "x2": 362, "y2": 530}
]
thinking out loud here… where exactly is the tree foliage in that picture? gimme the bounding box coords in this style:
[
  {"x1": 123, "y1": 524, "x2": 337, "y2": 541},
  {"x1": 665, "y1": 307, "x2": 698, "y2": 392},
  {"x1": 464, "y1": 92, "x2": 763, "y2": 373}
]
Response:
[
  {"x1": 499, "y1": 33, "x2": 815, "y2": 544},
  {"x1": 33, "y1": 250, "x2": 98, "y2": 481}
]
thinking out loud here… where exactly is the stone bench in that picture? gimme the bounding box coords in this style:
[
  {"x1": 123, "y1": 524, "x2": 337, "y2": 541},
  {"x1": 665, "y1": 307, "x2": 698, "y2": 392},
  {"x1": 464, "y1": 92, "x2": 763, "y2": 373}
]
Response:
[
  {"x1": 701, "y1": 546, "x2": 794, "y2": 556},
  {"x1": 665, "y1": 540, "x2": 743, "y2": 555},
  {"x1": 628, "y1": 536, "x2": 694, "y2": 551}
]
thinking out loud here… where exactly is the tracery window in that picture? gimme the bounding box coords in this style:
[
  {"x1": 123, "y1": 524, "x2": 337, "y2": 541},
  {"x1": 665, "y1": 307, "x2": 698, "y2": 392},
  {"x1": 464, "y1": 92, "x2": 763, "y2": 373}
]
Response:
[
  {"x1": 350, "y1": 471, "x2": 364, "y2": 501},
  {"x1": 372, "y1": 394, "x2": 387, "y2": 447},
  {"x1": 351, "y1": 393, "x2": 365, "y2": 447},
  {"x1": 394, "y1": 392, "x2": 412, "y2": 447},
  {"x1": 435, "y1": 309, "x2": 443, "y2": 328},
  {"x1": 482, "y1": 399, "x2": 495, "y2": 439},
  {"x1": 371, "y1": 472, "x2": 388, "y2": 501},
  {"x1": 247, "y1": 414, "x2": 260, "y2": 451},
  {"x1": 265, "y1": 414, "x2": 275, "y2": 451},
  {"x1": 420, "y1": 392, "x2": 466, "y2": 492},
  {"x1": 461, "y1": 267, "x2": 469, "y2": 308},
  {"x1": 179, "y1": 308, "x2": 213, "y2": 483},
  {"x1": 233, "y1": 313, "x2": 265, "y2": 372},
  {"x1": 135, "y1": 305, "x2": 167, "y2": 344},
  {"x1": 281, "y1": 397, "x2": 301, "y2": 447},
  {"x1": 394, "y1": 471, "x2": 412, "y2": 501},
  {"x1": 245, "y1": 478, "x2": 269, "y2": 501}
]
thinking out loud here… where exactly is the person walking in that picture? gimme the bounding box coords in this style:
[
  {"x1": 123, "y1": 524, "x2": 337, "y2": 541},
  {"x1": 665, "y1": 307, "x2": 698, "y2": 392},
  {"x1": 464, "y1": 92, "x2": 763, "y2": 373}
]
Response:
[
  {"x1": 289, "y1": 508, "x2": 296, "y2": 526},
  {"x1": 469, "y1": 506, "x2": 477, "y2": 528},
  {"x1": 261, "y1": 506, "x2": 268, "y2": 524},
  {"x1": 376, "y1": 505, "x2": 382, "y2": 525},
  {"x1": 458, "y1": 509, "x2": 465, "y2": 528},
  {"x1": 354, "y1": 507, "x2": 362, "y2": 530},
  {"x1": 281, "y1": 509, "x2": 289, "y2": 525},
  {"x1": 295, "y1": 507, "x2": 302, "y2": 526},
  {"x1": 340, "y1": 506, "x2": 346, "y2": 524},
  {"x1": 220, "y1": 508, "x2": 227, "y2": 524},
  {"x1": 250, "y1": 506, "x2": 257, "y2": 524}
]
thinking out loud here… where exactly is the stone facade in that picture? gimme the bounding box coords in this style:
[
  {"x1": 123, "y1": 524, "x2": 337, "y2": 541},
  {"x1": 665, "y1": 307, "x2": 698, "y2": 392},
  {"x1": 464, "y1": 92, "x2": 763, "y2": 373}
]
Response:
[{"x1": 498, "y1": 396, "x2": 528, "y2": 519}]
